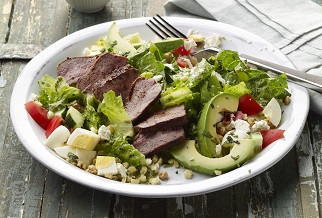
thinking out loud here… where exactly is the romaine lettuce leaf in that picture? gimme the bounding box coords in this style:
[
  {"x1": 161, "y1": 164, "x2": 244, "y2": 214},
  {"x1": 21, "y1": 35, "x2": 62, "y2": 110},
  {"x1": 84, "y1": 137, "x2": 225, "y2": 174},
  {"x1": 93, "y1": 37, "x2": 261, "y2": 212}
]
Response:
[
  {"x1": 83, "y1": 94, "x2": 105, "y2": 130},
  {"x1": 38, "y1": 75, "x2": 83, "y2": 112},
  {"x1": 160, "y1": 80, "x2": 195, "y2": 108},
  {"x1": 98, "y1": 90, "x2": 134, "y2": 138}
]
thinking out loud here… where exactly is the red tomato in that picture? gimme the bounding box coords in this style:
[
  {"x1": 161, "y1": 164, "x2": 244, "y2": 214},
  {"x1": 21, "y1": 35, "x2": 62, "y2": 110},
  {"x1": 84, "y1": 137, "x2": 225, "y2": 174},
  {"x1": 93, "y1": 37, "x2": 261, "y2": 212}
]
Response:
[
  {"x1": 261, "y1": 129, "x2": 285, "y2": 148},
  {"x1": 24, "y1": 101, "x2": 51, "y2": 129},
  {"x1": 45, "y1": 116, "x2": 64, "y2": 138},
  {"x1": 238, "y1": 94, "x2": 263, "y2": 116},
  {"x1": 173, "y1": 45, "x2": 191, "y2": 56},
  {"x1": 176, "y1": 57, "x2": 189, "y2": 68}
]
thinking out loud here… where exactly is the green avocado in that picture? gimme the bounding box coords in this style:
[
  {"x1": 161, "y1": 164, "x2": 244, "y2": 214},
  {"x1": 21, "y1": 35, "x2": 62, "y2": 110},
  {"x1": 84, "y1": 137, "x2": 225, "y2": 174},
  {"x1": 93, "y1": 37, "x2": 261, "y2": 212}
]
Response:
[
  {"x1": 169, "y1": 138, "x2": 261, "y2": 175},
  {"x1": 106, "y1": 22, "x2": 136, "y2": 55},
  {"x1": 133, "y1": 38, "x2": 184, "y2": 53},
  {"x1": 197, "y1": 93, "x2": 239, "y2": 158}
]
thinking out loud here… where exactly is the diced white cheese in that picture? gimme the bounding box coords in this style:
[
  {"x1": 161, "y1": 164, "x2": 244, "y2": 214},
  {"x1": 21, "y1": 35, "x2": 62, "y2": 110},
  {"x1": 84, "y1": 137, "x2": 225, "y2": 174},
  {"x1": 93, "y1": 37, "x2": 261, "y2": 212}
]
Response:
[
  {"x1": 231, "y1": 119, "x2": 250, "y2": 132},
  {"x1": 76, "y1": 148, "x2": 96, "y2": 165},
  {"x1": 30, "y1": 93, "x2": 38, "y2": 101},
  {"x1": 54, "y1": 146, "x2": 76, "y2": 159},
  {"x1": 45, "y1": 125, "x2": 71, "y2": 150},
  {"x1": 152, "y1": 75, "x2": 163, "y2": 82},
  {"x1": 204, "y1": 34, "x2": 223, "y2": 48},
  {"x1": 67, "y1": 128, "x2": 100, "y2": 150},
  {"x1": 95, "y1": 156, "x2": 118, "y2": 176},
  {"x1": 262, "y1": 97, "x2": 282, "y2": 127},
  {"x1": 215, "y1": 144, "x2": 222, "y2": 156},
  {"x1": 184, "y1": 39, "x2": 197, "y2": 51},
  {"x1": 251, "y1": 120, "x2": 270, "y2": 132},
  {"x1": 234, "y1": 130, "x2": 251, "y2": 139},
  {"x1": 98, "y1": 125, "x2": 111, "y2": 141},
  {"x1": 117, "y1": 163, "x2": 127, "y2": 178}
]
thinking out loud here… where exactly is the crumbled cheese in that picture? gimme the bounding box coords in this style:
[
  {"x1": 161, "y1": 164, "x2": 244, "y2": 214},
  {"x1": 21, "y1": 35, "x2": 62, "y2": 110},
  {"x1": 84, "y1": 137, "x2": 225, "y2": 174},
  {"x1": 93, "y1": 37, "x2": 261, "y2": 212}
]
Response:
[
  {"x1": 98, "y1": 125, "x2": 111, "y2": 141},
  {"x1": 116, "y1": 163, "x2": 127, "y2": 178},
  {"x1": 30, "y1": 93, "x2": 38, "y2": 101},
  {"x1": 216, "y1": 144, "x2": 222, "y2": 156},
  {"x1": 231, "y1": 119, "x2": 250, "y2": 132},
  {"x1": 152, "y1": 75, "x2": 163, "y2": 82},
  {"x1": 204, "y1": 34, "x2": 223, "y2": 48},
  {"x1": 184, "y1": 39, "x2": 197, "y2": 51},
  {"x1": 234, "y1": 130, "x2": 250, "y2": 139},
  {"x1": 251, "y1": 120, "x2": 270, "y2": 132}
]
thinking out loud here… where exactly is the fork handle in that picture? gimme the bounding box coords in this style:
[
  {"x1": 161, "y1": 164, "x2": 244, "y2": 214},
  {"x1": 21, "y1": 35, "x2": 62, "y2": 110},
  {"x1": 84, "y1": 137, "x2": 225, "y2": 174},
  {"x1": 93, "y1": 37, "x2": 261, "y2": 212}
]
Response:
[{"x1": 241, "y1": 54, "x2": 322, "y2": 94}]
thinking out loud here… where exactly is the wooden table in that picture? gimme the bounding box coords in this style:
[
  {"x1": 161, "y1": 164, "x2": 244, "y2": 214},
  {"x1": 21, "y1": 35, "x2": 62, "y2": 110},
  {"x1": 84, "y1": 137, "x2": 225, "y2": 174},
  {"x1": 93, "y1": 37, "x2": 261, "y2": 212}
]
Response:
[{"x1": 1, "y1": 0, "x2": 322, "y2": 217}]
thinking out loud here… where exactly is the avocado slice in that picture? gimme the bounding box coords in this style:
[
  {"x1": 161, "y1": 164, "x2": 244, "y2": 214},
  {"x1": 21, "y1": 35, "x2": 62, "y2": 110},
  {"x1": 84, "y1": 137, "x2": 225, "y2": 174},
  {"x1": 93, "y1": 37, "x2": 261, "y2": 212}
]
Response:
[
  {"x1": 133, "y1": 38, "x2": 184, "y2": 53},
  {"x1": 106, "y1": 22, "x2": 136, "y2": 55},
  {"x1": 197, "y1": 93, "x2": 239, "y2": 158},
  {"x1": 170, "y1": 139, "x2": 260, "y2": 175}
]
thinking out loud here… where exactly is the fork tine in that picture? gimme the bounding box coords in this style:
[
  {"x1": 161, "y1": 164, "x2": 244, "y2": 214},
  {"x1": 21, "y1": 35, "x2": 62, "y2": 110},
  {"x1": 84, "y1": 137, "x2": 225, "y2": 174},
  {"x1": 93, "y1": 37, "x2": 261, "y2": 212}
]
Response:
[
  {"x1": 155, "y1": 14, "x2": 187, "y2": 39},
  {"x1": 146, "y1": 14, "x2": 187, "y2": 39},
  {"x1": 146, "y1": 20, "x2": 172, "y2": 39}
]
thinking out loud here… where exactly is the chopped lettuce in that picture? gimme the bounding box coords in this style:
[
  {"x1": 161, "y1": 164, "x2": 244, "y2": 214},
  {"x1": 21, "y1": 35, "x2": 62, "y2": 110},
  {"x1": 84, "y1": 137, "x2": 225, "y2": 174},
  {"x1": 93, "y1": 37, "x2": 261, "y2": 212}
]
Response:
[
  {"x1": 83, "y1": 94, "x2": 105, "y2": 130},
  {"x1": 223, "y1": 82, "x2": 250, "y2": 97},
  {"x1": 160, "y1": 80, "x2": 195, "y2": 108},
  {"x1": 129, "y1": 43, "x2": 165, "y2": 74},
  {"x1": 38, "y1": 75, "x2": 83, "y2": 112},
  {"x1": 98, "y1": 90, "x2": 134, "y2": 138},
  {"x1": 210, "y1": 50, "x2": 290, "y2": 105}
]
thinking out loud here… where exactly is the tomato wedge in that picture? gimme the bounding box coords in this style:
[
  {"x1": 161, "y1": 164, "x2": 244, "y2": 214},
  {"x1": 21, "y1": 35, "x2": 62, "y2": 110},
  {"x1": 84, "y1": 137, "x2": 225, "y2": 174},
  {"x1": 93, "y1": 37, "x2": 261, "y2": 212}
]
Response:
[
  {"x1": 238, "y1": 94, "x2": 263, "y2": 116},
  {"x1": 261, "y1": 129, "x2": 285, "y2": 148},
  {"x1": 173, "y1": 45, "x2": 191, "y2": 56},
  {"x1": 176, "y1": 57, "x2": 189, "y2": 68},
  {"x1": 24, "y1": 101, "x2": 51, "y2": 129},
  {"x1": 45, "y1": 116, "x2": 64, "y2": 138}
]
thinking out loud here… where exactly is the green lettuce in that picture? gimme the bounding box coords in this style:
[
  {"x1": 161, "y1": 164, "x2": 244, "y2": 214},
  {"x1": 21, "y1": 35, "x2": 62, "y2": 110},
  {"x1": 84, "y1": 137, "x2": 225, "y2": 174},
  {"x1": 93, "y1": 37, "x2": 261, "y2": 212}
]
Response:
[
  {"x1": 83, "y1": 94, "x2": 105, "y2": 130},
  {"x1": 129, "y1": 43, "x2": 165, "y2": 74},
  {"x1": 98, "y1": 90, "x2": 134, "y2": 138},
  {"x1": 210, "y1": 50, "x2": 290, "y2": 105},
  {"x1": 38, "y1": 75, "x2": 83, "y2": 112},
  {"x1": 160, "y1": 80, "x2": 195, "y2": 108}
]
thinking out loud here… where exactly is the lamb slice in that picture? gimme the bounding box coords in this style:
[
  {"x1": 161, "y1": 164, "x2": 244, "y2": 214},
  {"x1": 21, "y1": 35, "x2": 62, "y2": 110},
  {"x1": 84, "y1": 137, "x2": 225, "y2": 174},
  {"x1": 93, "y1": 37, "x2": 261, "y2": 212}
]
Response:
[
  {"x1": 133, "y1": 128, "x2": 185, "y2": 155},
  {"x1": 57, "y1": 56, "x2": 96, "y2": 85},
  {"x1": 134, "y1": 105, "x2": 187, "y2": 133},
  {"x1": 77, "y1": 52, "x2": 129, "y2": 92},
  {"x1": 124, "y1": 77, "x2": 162, "y2": 124},
  {"x1": 92, "y1": 64, "x2": 140, "y2": 101}
]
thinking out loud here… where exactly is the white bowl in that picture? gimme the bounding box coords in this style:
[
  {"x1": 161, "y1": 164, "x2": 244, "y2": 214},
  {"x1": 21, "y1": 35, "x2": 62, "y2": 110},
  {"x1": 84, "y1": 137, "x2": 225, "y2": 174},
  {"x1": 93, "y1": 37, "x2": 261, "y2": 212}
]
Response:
[{"x1": 65, "y1": 0, "x2": 109, "y2": 13}]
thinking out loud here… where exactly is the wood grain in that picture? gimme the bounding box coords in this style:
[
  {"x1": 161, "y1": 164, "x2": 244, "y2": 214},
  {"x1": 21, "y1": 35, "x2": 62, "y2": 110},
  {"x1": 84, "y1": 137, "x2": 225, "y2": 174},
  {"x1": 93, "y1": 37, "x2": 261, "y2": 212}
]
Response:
[{"x1": 0, "y1": 0, "x2": 321, "y2": 217}]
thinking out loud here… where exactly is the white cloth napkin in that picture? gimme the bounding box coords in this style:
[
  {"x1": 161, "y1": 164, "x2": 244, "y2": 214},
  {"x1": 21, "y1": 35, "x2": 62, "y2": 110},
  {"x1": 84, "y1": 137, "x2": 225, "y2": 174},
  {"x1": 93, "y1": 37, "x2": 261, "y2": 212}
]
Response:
[{"x1": 164, "y1": 0, "x2": 322, "y2": 115}]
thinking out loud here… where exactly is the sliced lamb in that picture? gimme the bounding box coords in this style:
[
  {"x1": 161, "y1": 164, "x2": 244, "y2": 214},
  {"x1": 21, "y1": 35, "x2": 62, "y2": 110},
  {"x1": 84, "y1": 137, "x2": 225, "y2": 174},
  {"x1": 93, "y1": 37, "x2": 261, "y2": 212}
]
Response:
[
  {"x1": 57, "y1": 56, "x2": 96, "y2": 85},
  {"x1": 133, "y1": 128, "x2": 185, "y2": 155},
  {"x1": 124, "y1": 77, "x2": 162, "y2": 124},
  {"x1": 134, "y1": 104, "x2": 187, "y2": 133}
]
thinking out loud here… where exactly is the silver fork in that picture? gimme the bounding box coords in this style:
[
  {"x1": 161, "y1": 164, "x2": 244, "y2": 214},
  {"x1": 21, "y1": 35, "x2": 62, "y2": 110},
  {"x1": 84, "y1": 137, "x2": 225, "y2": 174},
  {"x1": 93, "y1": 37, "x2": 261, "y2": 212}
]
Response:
[{"x1": 146, "y1": 15, "x2": 322, "y2": 94}]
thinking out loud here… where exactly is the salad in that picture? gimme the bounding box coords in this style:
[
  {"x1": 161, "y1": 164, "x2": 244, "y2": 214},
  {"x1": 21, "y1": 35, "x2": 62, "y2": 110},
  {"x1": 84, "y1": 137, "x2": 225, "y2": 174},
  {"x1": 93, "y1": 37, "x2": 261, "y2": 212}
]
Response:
[{"x1": 24, "y1": 22, "x2": 291, "y2": 184}]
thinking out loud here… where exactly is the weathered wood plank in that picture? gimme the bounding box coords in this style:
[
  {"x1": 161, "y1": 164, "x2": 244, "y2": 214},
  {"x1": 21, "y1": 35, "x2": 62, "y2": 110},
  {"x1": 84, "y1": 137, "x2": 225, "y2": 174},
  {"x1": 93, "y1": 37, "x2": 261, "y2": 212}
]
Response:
[
  {"x1": 0, "y1": 0, "x2": 13, "y2": 43},
  {"x1": 8, "y1": 0, "x2": 69, "y2": 46},
  {"x1": 249, "y1": 148, "x2": 301, "y2": 218},
  {"x1": 295, "y1": 121, "x2": 319, "y2": 217},
  {"x1": 0, "y1": 44, "x2": 43, "y2": 60},
  {"x1": 0, "y1": 0, "x2": 73, "y2": 217},
  {"x1": 308, "y1": 111, "x2": 322, "y2": 217}
]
